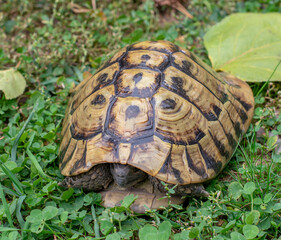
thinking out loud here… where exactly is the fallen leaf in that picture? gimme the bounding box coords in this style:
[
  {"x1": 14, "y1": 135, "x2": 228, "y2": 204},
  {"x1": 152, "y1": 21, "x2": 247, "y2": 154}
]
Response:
[
  {"x1": 0, "y1": 68, "x2": 26, "y2": 99},
  {"x1": 204, "y1": 13, "x2": 281, "y2": 82}
]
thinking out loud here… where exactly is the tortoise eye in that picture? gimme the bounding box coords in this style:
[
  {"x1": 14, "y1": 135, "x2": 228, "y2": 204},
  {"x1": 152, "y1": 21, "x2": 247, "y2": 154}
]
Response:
[
  {"x1": 160, "y1": 98, "x2": 176, "y2": 109},
  {"x1": 91, "y1": 94, "x2": 106, "y2": 105}
]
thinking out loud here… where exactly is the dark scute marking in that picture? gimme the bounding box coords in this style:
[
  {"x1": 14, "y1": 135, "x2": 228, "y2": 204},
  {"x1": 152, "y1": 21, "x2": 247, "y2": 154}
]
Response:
[
  {"x1": 70, "y1": 99, "x2": 78, "y2": 115},
  {"x1": 172, "y1": 167, "x2": 184, "y2": 184},
  {"x1": 198, "y1": 143, "x2": 222, "y2": 174},
  {"x1": 157, "y1": 57, "x2": 169, "y2": 71},
  {"x1": 97, "y1": 73, "x2": 108, "y2": 84},
  {"x1": 157, "y1": 48, "x2": 174, "y2": 54},
  {"x1": 60, "y1": 141, "x2": 77, "y2": 170},
  {"x1": 188, "y1": 130, "x2": 206, "y2": 145},
  {"x1": 129, "y1": 135, "x2": 154, "y2": 145},
  {"x1": 154, "y1": 132, "x2": 185, "y2": 145},
  {"x1": 69, "y1": 143, "x2": 87, "y2": 175},
  {"x1": 185, "y1": 147, "x2": 208, "y2": 179},
  {"x1": 91, "y1": 94, "x2": 106, "y2": 105},
  {"x1": 235, "y1": 97, "x2": 252, "y2": 111},
  {"x1": 171, "y1": 76, "x2": 184, "y2": 90},
  {"x1": 160, "y1": 99, "x2": 177, "y2": 109},
  {"x1": 158, "y1": 148, "x2": 184, "y2": 184},
  {"x1": 70, "y1": 123, "x2": 76, "y2": 137},
  {"x1": 205, "y1": 112, "x2": 218, "y2": 121},
  {"x1": 189, "y1": 53, "x2": 199, "y2": 63},
  {"x1": 208, "y1": 130, "x2": 230, "y2": 159},
  {"x1": 158, "y1": 152, "x2": 170, "y2": 174},
  {"x1": 125, "y1": 105, "x2": 140, "y2": 119},
  {"x1": 59, "y1": 137, "x2": 71, "y2": 164},
  {"x1": 226, "y1": 133, "x2": 237, "y2": 149},
  {"x1": 103, "y1": 96, "x2": 117, "y2": 136},
  {"x1": 234, "y1": 122, "x2": 242, "y2": 138},
  {"x1": 213, "y1": 105, "x2": 222, "y2": 117},
  {"x1": 70, "y1": 123, "x2": 102, "y2": 140},
  {"x1": 141, "y1": 54, "x2": 151, "y2": 61},
  {"x1": 181, "y1": 60, "x2": 192, "y2": 73},
  {"x1": 133, "y1": 72, "x2": 143, "y2": 84},
  {"x1": 237, "y1": 108, "x2": 248, "y2": 124},
  {"x1": 221, "y1": 92, "x2": 228, "y2": 103}
]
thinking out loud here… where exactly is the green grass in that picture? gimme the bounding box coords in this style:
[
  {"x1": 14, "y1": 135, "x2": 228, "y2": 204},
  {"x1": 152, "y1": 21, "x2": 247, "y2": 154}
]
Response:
[{"x1": 0, "y1": 0, "x2": 281, "y2": 239}]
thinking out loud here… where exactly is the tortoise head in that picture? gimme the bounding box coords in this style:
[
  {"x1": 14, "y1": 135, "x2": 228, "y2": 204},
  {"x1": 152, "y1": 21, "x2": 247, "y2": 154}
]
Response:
[{"x1": 110, "y1": 163, "x2": 147, "y2": 188}]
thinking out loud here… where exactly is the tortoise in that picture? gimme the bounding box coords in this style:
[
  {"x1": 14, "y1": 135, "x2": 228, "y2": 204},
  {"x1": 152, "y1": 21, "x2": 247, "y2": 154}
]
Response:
[{"x1": 59, "y1": 40, "x2": 254, "y2": 212}]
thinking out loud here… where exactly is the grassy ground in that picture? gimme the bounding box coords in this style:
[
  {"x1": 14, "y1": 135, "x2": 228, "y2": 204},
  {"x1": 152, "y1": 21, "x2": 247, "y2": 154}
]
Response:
[{"x1": 0, "y1": 0, "x2": 281, "y2": 239}]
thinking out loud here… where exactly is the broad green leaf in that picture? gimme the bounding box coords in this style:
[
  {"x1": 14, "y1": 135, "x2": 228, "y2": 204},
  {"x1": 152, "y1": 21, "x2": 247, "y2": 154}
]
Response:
[
  {"x1": 139, "y1": 225, "x2": 158, "y2": 240},
  {"x1": 242, "y1": 225, "x2": 259, "y2": 239},
  {"x1": 272, "y1": 152, "x2": 281, "y2": 163},
  {"x1": 243, "y1": 182, "x2": 256, "y2": 195},
  {"x1": 60, "y1": 211, "x2": 68, "y2": 224},
  {"x1": 121, "y1": 194, "x2": 138, "y2": 208},
  {"x1": 61, "y1": 188, "x2": 74, "y2": 200},
  {"x1": 42, "y1": 206, "x2": 58, "y2": 220},
  {"x1": 204, "y1": 13, "x2": 281, "y2": 82},
  {"x1": 26, "y1": 209, "x2": 43, "y2": 224},
  {"x1": 231, "y1": 232, "x2": 247, "y2": 240},
  {"x1": 29, "y1": 222, "x2": 44, "y2": 233},
  {"x1": 139, "y1": 221, "x2": 171, "y2": 240},
  {"x1": 189, "y1": 227, "x2": 200, "y2": 238},
  {"x1": 105, "y1": 233, "x2": 121, "y2": 240},
  {"x1": 253, "y1": 197, "x2": 263, "y2": 205},
  {"x1": 272, "y1": 203, "x2": 281, "y2": 211},
  {"x1": 264, "y1": 193, "x2": 273, "y2": 203},
  {"x1": 267, "y1": 135, "x2": 278, "y2": 149},
  {"x1": 228, "y1": 182, "x2": 243, "y2": 199},
  {"x1": 245, "y1": 210, "x2": 260, "y2": 225},
  {"x1": 174, "y1": 230, "x2": 190, "y2": 240},
  {"x1": 158, "y1": 221, "x2": 172, "y2": 240},
  {"x1": 0, "y1": 68, "x2": 26, "y2": 99},
  {"x1": 100, "y1": 220, "x2": 114, "y2": 235}
]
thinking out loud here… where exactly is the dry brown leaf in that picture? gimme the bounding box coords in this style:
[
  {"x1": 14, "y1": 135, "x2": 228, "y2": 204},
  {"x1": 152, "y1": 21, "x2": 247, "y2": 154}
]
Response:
[
  {"x1": 154, "y1": 0, "x2": 193, "y2": 19},
  {"x1": 92, "y1": 0, "x2": 96, "y2": 10},
  {"x1": 69, "y1": 3, "x2": 91, "y2": 13}
]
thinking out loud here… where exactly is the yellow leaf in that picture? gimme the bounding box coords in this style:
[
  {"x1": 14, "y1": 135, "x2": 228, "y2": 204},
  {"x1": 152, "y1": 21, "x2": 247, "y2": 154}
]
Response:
[{"x1": 0, "y1": 68, "x2": 26, "y2": 99}]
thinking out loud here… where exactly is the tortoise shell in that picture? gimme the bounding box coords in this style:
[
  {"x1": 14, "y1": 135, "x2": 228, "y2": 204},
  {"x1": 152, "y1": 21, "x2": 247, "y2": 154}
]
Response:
[{"x1": 59, "y1": 40, "x2": 254, "y2": 185}]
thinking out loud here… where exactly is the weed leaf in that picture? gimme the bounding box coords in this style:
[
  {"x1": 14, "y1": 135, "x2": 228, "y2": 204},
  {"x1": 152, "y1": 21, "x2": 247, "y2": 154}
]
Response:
[
  {"x1": 242, "y1": 224, "x2": 259, "y2": 239},
  {"x1": 245, "y1": 210, "x2": 260, "y2": 225},
  {"x1": 121, "y1": 194, "x2": 138, "y2": 208},
  {"x1": 42, "y1": 206, "x2": 58, "y2": 220},
  {"x1": 230, "y1": 232, "x2": 247, "y2": 240},
  {"x1": 139, "y1": 222, "x2": 172, "y2": 240},
  {"x1": 243, "y1": 182, "x2": 256, "y2": 195},
  {"x1": 228, "y1": 182, "x2": 243, "y2": 199}
]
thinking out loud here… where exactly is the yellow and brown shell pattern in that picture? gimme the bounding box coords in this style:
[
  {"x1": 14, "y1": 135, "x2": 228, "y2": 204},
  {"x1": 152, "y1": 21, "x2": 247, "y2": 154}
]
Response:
[{"x1": 59, "y1": 40, "x2": 254, "y2": 185}]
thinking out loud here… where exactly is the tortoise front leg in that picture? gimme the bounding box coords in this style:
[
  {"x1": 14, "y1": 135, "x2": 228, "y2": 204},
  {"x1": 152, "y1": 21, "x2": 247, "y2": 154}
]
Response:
[
  {"x1": 59, "y1": 164, "x2": 113, "y2": 192},
  {"x1": 149, "y1": 176, "x2": 209, "y2": 197}
]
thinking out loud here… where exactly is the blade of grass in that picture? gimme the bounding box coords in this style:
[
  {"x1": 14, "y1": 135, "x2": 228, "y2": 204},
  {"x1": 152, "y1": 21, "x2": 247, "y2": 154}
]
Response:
[
  {"x1": 91, "y1": 204, "x2": 100, "y2": 238},
  {"x1": 16, "y1": 195, "x2": 26, "y2": 228},
  {"x1": 153, "y1": 211, "x2": 181, "y2": 228},
  {"x1": 256, "y1": 59, "x2": 281, "y2": 96},
  {"x1": 26, "y1": 149, "x2": 49, "y2": 180},
  {"x1": 11, "y1": 100, "x2": 39, "y2": 162},
  {"x1": 0, "y1": 163, "x2": 24, "y2": 195},
  {"x1": 1, "y1": 185, "x2": 20, "y2": 197},
  {"x1": 0, "y1": 227, "x2": 19, "y2": 231},
  {"x1": 0, "y1": 183, "x2": 15, "y2": 228}
]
